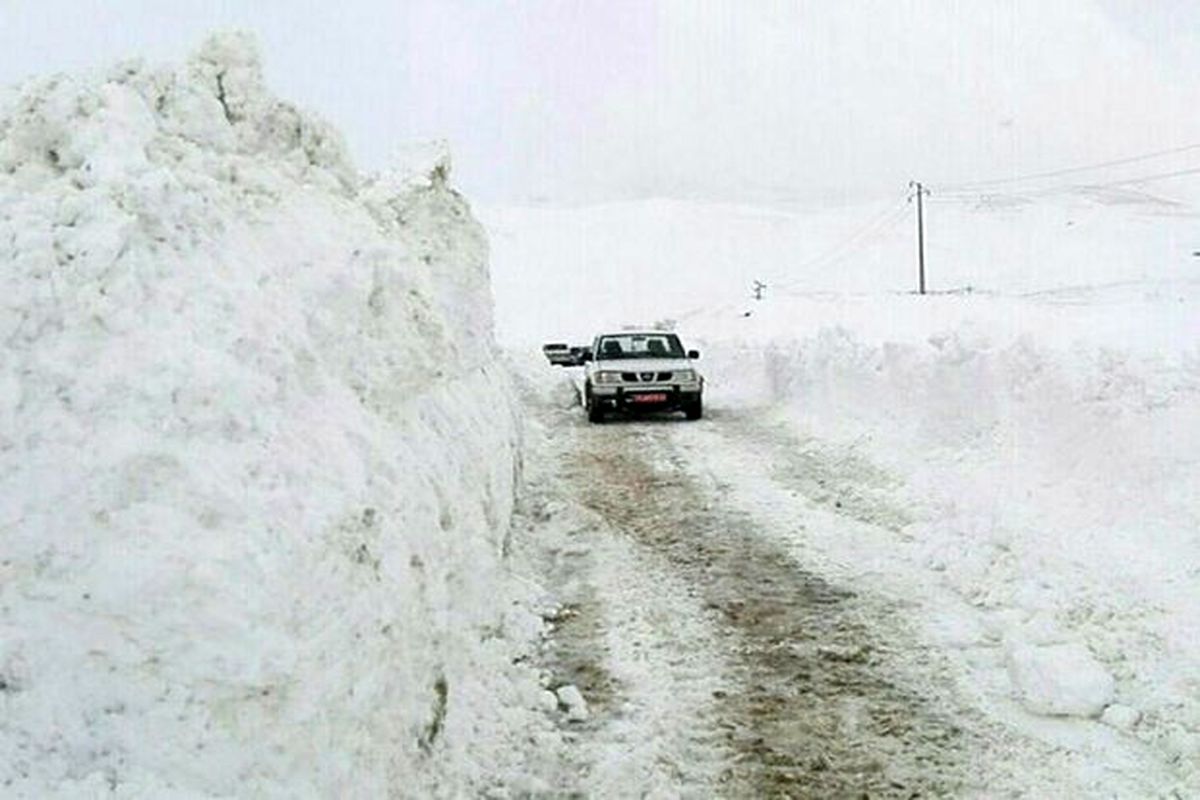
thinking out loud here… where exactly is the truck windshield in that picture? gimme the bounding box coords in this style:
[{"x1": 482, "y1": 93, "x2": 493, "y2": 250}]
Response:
[{"x1": 595, "y1": 334, "x2": 684, "y2": 360}]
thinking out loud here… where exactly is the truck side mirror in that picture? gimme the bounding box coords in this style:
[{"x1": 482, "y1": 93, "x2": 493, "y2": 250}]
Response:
[{"x1": 687, "y1": 350, "x2": 700, "y2": 360}]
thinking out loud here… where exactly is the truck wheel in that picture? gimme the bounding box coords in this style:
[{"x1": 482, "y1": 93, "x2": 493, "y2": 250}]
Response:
[
  {"x1": 684, "y1": 396, "x2": 703, "y2": 421},
  {"x1": 586, "y1": 386, "x2": 604, "y2": 423}
]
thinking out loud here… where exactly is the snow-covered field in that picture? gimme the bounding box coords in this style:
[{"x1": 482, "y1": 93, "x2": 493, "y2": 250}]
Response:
[
  {"x1": 0, "y1": 35, "x2": 561, "y2": 797},
  {"x1": 485, "y1": 188, "x2": 1200, "y2": 791},
  {"x1": 484, "y1": 189, "x2": 1199, "y2": 349}
]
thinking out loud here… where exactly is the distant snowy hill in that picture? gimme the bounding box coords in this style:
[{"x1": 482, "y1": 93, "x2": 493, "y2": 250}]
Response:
[{"x1": 482, "y1": 188, "x2": 1199, "y2": 348}]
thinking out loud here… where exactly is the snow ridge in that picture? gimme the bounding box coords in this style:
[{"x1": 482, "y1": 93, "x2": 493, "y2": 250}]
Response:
[{"x1": 0, "y1": 33, "x2": 546, "y2": 797}]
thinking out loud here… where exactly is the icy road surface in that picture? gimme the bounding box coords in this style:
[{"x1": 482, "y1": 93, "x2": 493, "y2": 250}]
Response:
[{"x1": 512, "y1": 379, "x2": 1179, "y2": 798}]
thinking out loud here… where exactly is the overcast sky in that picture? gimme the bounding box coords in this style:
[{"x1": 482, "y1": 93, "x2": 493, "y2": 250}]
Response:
[{"x1": 2, "y1": 1, "x2": 1198, "y2": 204}]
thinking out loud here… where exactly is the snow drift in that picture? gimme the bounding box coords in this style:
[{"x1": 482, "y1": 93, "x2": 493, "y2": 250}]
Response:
[{"x1": 0, "y1": 33, "x2": 551, "y2": 797}]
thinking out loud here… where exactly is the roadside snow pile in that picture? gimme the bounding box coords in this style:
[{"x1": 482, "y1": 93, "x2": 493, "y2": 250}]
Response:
[
  {"x1": 692, "y1": 317, "x2": 1200, "y2": 779},
  {"x1": 0, "y1": 34, "x2": 554, "y2": 797}
]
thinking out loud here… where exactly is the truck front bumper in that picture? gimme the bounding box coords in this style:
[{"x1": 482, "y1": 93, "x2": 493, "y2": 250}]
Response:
[{"x1": 590, "y1": 384, "x2": 701, "y2": 413}]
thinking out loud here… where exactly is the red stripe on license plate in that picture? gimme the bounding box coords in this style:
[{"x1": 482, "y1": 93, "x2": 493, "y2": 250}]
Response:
[{"x1": 629, "y1": 393, "x2": 668, "y2": 403}]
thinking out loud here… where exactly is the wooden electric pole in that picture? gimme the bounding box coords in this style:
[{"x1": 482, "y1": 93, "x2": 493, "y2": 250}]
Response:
[{"x1": 909, "y1": 181, "x2": 930, "y2": 294}]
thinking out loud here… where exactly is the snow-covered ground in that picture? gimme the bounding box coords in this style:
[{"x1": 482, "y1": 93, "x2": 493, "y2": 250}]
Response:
[
  {"x1": 0, "y1": 35, "x2": 562, "y2": 797},
  {"x1": 485, "y1": 188, "x2": 1200, "y2": 793},
  {"x1": 5, "y1": 25, "x2": 1197, "y2": 799}
]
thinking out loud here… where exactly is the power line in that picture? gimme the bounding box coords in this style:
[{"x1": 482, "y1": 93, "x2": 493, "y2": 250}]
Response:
[
  {"x1": 670, "y1": 194, "x2": 911, "y2": 321},
  {"x1": 667, "y1": 196, "x2": 907, "y2": 321},
  {"x1": 1090, "y1": 164, "x2": 1200, "y2": 187},
  {"x1": 772, "y1": 195, "x2": 910, "y2": 289},
  {"x1": 936, "y1": 142, "x2": 1200, "y2": 192},
  {"x1": 671, "y1": 149, "x2": 1200, "y2": 319},
  {"x1": 774, "y1": 206, "x2": 912, "y2": 294},
  {"x1": 932, "y1": 161, "x2": 1200, "y2": 204},
  {"x1": 773, "y1": 207, "x2": 906, "y2": 289}
]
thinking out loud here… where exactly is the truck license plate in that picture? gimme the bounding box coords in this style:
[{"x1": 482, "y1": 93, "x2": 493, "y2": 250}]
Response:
[{"x1": 629, "y1": 393, "x2": 668, "y2": 403}]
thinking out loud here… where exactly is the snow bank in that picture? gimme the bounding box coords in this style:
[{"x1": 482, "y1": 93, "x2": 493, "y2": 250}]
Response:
[
  {"x1": 691, "y1": 316, "x2": 1200, "y2": 778},
  {"x1": 0, "y1": 33, "x2": 551, "y2": 797}
]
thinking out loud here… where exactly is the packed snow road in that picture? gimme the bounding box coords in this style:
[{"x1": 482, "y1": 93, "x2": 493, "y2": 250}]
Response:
[
  {"x1": 512, "y1": 376, "x2": 1177, "y2": 798},
  {"x1": 566, "y1": 422, "x2": 976, "y2": 797}
]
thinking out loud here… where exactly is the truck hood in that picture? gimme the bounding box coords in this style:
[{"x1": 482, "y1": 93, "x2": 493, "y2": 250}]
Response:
[{"x1": 592, "y1": 358, "x2": 697, "y2": 373}]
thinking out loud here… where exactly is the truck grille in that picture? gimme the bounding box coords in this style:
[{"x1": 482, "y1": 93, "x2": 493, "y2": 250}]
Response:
[{"x1": 620, "y1": 371, "x2": 674, "y2": 383}]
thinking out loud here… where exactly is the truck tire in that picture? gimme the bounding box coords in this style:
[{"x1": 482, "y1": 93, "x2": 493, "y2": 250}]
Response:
[
  {"x1": 684, "y1": 396, "x2": 703, "y2": 421},
  {"x1": 586, "y1": 386, "x2": 605, "y2": 423}
]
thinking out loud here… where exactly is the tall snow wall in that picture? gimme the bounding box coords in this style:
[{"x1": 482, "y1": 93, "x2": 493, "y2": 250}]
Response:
[{"x1": 0, "y1": 34, "x2": 545, "y2": 797}]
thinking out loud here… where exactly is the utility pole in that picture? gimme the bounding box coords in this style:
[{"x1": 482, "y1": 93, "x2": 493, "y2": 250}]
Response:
[
  {"x1": 909, "y1": 181, "x2": 930, "y2": 294},
  {"x1": 752, "y1": 280, "x2": 767, "y2": 301}
]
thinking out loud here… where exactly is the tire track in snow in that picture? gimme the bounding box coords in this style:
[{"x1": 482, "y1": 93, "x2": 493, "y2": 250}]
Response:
[
  {"x1": 511, "y1": 395, "x2": 733, "y2": 797},
  {"x1": 565, "y1": 417, "x2": 976, "y2": 798},
  {"x1": 663, "y1": 406, "x2": 1183, "y2": 798}
]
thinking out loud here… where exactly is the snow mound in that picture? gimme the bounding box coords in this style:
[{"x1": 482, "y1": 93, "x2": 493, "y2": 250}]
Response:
[
  {"x1": 0, "y1": 33, "x2": 550, "y2": 797},
  {"x1": 1006, "y1": 643, "x2": 1115, "y2": 718}
]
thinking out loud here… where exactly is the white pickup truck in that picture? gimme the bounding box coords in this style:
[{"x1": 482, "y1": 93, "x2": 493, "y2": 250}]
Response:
[{"x1": 581, "y1": 331, "x2": 704, "y2": 422}]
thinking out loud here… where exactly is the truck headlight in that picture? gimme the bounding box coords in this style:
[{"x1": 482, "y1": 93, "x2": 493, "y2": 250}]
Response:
[
  {"x1": 595, "y1": 371, "x2": 622, "y2": 384},
  {"x1": 675, "y1": 369, "x2": 697, "y2": 382}
]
